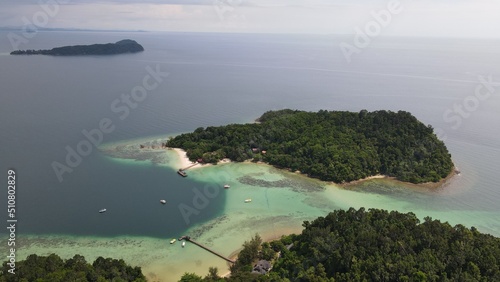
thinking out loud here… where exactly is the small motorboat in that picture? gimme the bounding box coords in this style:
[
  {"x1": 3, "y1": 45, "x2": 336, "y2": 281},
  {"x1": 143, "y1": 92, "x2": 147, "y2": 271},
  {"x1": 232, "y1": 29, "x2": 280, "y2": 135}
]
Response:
[
  {"x1": 224, "y1": 184, "x2": 230, "y2": 189},
  {"x1": 160, "y1": 200, "x2": 166, "y2": 204},
  {"x1": 182, "y1": 241, "x2": 186, "y2": 248},
  {"x1": 99, "y1": 209, "x2": 107, "y2": 213},
  {"x1": 170, "y1": 239, "x2": 176, "y2": 244},
  {"x1": 244, "y1": 199, "x2": 252, "y2": 203}
]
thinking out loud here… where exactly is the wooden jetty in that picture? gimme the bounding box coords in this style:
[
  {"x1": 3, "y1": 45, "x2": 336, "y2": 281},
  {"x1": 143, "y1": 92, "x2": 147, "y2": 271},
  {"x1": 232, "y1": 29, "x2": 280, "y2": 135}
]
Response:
[
  {"x1": 177, "y1": 162, "x2": 200, "y2": 177},
  {"x1": 180, "y1": 162, "x2": 199, "y2": 171},
  {"x1": 179, "y1": 236, "x2": 235, "y2": 264}
]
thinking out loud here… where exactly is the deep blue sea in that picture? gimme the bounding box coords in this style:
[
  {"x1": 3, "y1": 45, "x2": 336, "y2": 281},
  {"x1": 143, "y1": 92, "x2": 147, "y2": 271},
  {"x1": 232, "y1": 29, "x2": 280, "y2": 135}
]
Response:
[{"x1": 1, "y1": 31, "x2": 499, "y2": 240}]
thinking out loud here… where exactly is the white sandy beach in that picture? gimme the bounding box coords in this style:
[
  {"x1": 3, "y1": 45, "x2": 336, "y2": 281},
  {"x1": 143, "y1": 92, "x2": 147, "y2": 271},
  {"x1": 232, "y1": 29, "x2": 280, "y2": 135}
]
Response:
[
  {"x1": 171, "y1": 148, "x2": 197, "y2": 169},
  {"x1": 170, "y1": 147, "x2": 232, "y2": 171}
]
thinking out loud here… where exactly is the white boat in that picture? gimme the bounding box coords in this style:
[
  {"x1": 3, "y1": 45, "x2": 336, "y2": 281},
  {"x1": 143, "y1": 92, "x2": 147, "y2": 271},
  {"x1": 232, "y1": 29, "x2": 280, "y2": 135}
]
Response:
[
  {"x1": 99, "y1": 209, "x2": 107, "y2": 213},
  {"x1": 170, "y1": 239, "x2": 176, "y2": 244},
  {"x1": 160, "y1": 200, "x2": 166, "y2": 204},
  {"x1": 182, "y1": 241, "x2": 186, "y2": 248},
  {"x1": 244, "y1": 199, "x2": 252, "y2": 203},
  {"x1": 224, "y1": 184, "x2": 230, "y2": 189}
]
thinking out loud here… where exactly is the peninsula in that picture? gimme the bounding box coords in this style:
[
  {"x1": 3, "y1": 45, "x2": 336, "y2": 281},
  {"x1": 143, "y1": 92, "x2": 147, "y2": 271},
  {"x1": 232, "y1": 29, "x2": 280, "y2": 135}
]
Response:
[
  {"x1": 10, "y1": 39, "x2": 144, "y2": 56},
  {"x1": 166, "y1": 109, "x2": 454, "y2": 184},
  {"x1": 188, "y1": 208, "x2": 500, "y2": 281}
]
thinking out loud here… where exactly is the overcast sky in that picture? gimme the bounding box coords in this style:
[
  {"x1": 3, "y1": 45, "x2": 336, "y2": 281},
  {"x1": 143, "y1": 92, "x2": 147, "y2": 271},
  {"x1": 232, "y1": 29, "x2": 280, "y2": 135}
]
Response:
[{"x1": 1, "y1": 0, "x2": 499, "y2": 37}]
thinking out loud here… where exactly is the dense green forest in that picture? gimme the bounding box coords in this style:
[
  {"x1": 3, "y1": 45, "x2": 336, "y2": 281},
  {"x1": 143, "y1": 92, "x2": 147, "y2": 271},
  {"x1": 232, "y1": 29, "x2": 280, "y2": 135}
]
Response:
[
  {"x1": 182, "y1": 208, "x2": 500, "y2": 282},
  {"x1": 10, "y1": 39, "x2": 144, "y2": 56},
  {"x1": 167, "y1": 109, "x2": 453, "y2": 183},
  {"x1": 0, "y1": 254, "x2": 146, "y2": 282}
]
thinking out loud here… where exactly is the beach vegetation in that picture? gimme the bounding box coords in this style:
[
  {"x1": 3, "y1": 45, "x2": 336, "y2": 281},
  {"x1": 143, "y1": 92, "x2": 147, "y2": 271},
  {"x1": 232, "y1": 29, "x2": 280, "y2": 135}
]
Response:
[{"x1": 230, "y1": 234, "x2": 262, "y2": 273}]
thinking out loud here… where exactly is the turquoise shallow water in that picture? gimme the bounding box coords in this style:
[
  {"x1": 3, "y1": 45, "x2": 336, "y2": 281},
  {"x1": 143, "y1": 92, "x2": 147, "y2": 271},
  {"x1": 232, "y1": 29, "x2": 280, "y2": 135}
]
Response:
[
  {"x1": 10, "y1": 142, "x2": 499, "y2": 281},
  {"x1": 1, "y1": 31, "x2": 500, "y2": 281}
]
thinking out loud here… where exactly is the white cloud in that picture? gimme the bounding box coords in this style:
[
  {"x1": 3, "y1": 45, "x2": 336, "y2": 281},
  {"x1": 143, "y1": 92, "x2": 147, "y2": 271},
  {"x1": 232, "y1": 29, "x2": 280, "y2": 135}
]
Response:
[{"x1": 1, "y1": 0, "x2": 499, "y2": 37}]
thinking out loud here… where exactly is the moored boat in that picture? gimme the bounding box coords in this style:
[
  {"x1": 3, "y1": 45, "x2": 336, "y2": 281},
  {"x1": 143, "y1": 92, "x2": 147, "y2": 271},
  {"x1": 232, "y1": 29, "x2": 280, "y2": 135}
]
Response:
[
  {"x1": 224, "y1": 184, "x2": 230, "y2": 189},
  {"x1": 170, "y1": 239, "x2": 176, "y2": 244},
  {"x1": 244, "y1": 199, "x2": 252, "y2": 203},
  {"x1": 182, "y1": 241, "x2": 186, "y2": 248}
]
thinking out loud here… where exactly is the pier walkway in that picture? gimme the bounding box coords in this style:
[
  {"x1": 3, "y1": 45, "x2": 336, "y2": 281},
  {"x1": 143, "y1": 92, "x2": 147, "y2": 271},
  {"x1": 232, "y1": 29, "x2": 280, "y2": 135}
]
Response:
[
  {"x1": 177, "y1": 162, "x2": 199, "y2": 177},
  {"x1": 180, "y1": 162, "x2": 199, "y2": 171},
  {"x1": 179, "y1": 236, "x2": 235, "y2": 264}
]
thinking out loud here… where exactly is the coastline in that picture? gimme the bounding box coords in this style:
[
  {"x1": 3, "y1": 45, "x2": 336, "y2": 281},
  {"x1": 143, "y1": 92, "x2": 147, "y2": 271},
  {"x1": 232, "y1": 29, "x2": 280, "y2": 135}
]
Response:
[
  {"x1": 219, "y1": 167, "x2": 459, "y2": 278},
  {"x1": 98, "y1": 139, "x2": 463, "y2": 281},
  {"x1": 170, "y1": 147, "x2": 232, "y2": 170},
  {"x1": 224, "y1": 226, "x2": 303, "y2": 278},
  {"x1": 171, "y1": 148, "x2": 198, "y2": 169},
  {"x1": 339, "y1": 166, "x2": 459, "y2": 190},
  {"x1": 338, "y1": 174, "x2": 388, "y2": 187},
  {"x1": 115, "y1": 132, "x2": 456, "y2": 191},
  {"x1": 240, "y1": 158, "x2": 458, "y2": 191},
  {"x1": 168, "y1": 146, "x2": 456, "y2": 190}
]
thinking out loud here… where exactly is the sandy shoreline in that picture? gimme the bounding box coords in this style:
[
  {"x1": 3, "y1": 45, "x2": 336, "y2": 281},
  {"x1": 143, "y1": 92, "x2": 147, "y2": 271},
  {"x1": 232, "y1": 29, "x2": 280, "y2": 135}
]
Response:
[
  {"x1": 337, "y1": 166, "x2": 459, "y2": 190},
  {"x1": 162, "y1": 143, "x2": 457, "y2": 192},
  {"x1": 169, "y1": 147, "x2": 232, "y2": 170},
  {"x1": 249, "y1": 161, "x2": 457, "y2": 191},
  {"x1": 170, "y1": 148, "x2": 197, "y2": 169},
  {"x1": 338, "y1": 174, "x2": 388, "y2": 187}
]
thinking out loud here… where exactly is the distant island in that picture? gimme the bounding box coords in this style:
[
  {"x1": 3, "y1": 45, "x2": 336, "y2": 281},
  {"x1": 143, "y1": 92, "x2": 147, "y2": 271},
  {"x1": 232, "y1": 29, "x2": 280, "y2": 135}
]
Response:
[
  {"x1": 167, "y1": 109, "x2": 454, "y2": 184},
  {"x1": 10, "y1": 39, "x2": 144, "y2": 56}
]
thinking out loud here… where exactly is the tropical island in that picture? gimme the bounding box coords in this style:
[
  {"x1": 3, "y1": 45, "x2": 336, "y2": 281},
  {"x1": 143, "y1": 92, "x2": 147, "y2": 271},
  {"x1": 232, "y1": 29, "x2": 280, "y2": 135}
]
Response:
[
  {"x1": 166, "y1": 109, "x2": 454, "y2": 184},
  {"x1": 185, "y1": 208, "x2": 500, "y2": 281},
  {"x1": 10, "y1": 39, "x2": 144, "y2": 56}
]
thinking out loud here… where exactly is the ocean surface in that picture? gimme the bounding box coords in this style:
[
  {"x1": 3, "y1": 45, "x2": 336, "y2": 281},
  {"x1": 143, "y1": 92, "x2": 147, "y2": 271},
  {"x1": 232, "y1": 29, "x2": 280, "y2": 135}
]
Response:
[{"x1": 1, "y1": 31, "x2": 499, "y2": 281}]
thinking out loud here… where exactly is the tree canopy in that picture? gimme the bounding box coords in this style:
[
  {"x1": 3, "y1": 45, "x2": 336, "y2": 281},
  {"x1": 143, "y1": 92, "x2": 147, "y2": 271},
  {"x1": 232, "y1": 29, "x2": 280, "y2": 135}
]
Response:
[
  {"x1": 186, "y1": 208, "x2": 500, "y2": 282},
  {"x1": 270, "y1": 208, "x2": 500, "y2": 281},
  {"x1": 0, "y1": 254, "x2": 146, "y2": 282},
  {"x1": 167, "y1": 109, "x2": 454, "y2": 184}
]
